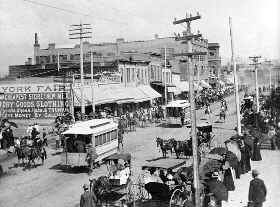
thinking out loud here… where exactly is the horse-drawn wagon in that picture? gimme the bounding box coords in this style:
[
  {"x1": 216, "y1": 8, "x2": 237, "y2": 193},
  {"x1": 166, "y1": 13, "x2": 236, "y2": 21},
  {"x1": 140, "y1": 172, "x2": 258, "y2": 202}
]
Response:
[{"x1": 88, "y1": 152, "x2": 134, "y2": 206}]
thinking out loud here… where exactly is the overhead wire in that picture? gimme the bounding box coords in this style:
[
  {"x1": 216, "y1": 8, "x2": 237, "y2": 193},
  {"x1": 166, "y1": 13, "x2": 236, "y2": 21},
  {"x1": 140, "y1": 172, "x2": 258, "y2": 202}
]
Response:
[{"x1": 23, "y1": 0, "x2": 129, "y2": 25}]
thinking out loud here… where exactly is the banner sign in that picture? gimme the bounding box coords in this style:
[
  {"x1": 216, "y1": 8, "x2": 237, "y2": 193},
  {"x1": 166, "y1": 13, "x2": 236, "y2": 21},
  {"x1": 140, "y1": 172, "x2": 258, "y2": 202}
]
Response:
[{"x1": 0, "y1": 83, "x2": 71, "y2": 119}]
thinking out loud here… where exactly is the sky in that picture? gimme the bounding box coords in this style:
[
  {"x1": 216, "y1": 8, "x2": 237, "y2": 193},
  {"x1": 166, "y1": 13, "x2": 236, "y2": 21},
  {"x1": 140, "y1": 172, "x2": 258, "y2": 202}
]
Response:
[{"x1": 0, "y1": 0, "x2": 279, "y2": 76}]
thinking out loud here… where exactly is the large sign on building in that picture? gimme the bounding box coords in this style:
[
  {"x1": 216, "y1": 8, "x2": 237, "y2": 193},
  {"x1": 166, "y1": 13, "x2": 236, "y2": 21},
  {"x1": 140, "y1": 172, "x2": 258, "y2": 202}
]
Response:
[{"x1": 0, "y1": 83, "x2": 71, "y2": 119}]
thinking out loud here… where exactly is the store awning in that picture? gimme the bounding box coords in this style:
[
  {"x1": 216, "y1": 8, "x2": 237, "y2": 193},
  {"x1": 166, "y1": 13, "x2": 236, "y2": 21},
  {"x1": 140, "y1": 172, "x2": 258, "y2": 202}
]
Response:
[
  {"x1": 138, "y1": 85, "x2": 162, "y2": 99},
  {"x1": 200, "y1": 80, "x2": 211, "y2": 88},
  {"x1": 74, "y1": 85, "x2": 161, "y2": 106}
]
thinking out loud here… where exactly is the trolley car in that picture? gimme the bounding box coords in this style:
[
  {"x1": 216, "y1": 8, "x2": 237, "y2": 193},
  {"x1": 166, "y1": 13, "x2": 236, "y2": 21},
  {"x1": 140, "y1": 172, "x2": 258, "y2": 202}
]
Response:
[
  {"x1": 61, "y1": 119, "x2": 118, "y2": 167},
  {"x1": 166, "y1": 100, "x2": 190, "y2": 126}
]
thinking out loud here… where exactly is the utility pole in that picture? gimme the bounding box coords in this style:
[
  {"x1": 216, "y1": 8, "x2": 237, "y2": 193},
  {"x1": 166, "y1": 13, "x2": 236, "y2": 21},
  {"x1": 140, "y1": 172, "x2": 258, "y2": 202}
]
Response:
[
  {"x1": 164, "y1": 47, "x2": 168, "y2": 105},
  {"x1": 249, "y1": 56, "x2": 261, "y2": 113},
  {"x1": 173, "y1": 12, "x2": 206, "y2": 207},
  {"x1": 57, "y1": 52, "x2": 60, "y2": 72},
  {"x1": 90, "y1": 50, "x2": 95, "y2": 114},
  {"x1": 69, "y1": 22, "x2": 92, "y2": 115},
  {"x1": 229, "y1": 17, "x2": 242, "y2": 135}
]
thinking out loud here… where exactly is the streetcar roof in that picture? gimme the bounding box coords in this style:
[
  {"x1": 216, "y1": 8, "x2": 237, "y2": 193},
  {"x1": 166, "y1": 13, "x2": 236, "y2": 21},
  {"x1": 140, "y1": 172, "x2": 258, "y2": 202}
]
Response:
[
  {"x1": 62, "y1": 119, "x2": 118, "y2": 135},
  {"x1": 166, "y1": 100, "x2": 190, "y2": 108},
  {"x1": 142, "y1": 158, "x2": 191, "y2": 170}
]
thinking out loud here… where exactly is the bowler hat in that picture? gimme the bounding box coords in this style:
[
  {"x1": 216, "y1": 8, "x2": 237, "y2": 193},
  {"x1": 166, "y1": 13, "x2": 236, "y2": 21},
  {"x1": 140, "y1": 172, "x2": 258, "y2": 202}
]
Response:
[{"x1": 83, "y1": 184, "x2": 89, "y2": 189}]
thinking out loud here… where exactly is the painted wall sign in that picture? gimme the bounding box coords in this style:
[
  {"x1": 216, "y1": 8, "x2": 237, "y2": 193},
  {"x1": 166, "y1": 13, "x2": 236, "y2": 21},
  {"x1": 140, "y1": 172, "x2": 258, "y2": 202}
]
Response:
[{"x1": 0, "y1": 83, "x2": 71, "y2": 119}]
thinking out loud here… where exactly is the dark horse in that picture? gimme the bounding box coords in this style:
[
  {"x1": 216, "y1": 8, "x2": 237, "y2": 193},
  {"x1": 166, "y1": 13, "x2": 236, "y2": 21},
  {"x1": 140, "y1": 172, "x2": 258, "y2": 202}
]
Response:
[
  {"x1": 155, "y1": 137, "x2": 173, "y2": 158},
  {"x1": 170, "y1": 139, "x2": 192, "y2": 159},
  {"x1": 19, "y1": 138, "x2": 47, "y2": 168}
]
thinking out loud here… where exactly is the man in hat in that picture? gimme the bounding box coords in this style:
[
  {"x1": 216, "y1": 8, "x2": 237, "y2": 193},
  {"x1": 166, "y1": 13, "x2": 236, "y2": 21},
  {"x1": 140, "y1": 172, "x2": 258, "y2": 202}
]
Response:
[
  {"x1": 248, "y1": 169, "x2": 267, "y2": 207},
  {"x1": 86, "y1": 144, "x2": 97, "y2": 173},
  {"x1": 80, "y1": 184, "x2": 97, "y2": 207}
]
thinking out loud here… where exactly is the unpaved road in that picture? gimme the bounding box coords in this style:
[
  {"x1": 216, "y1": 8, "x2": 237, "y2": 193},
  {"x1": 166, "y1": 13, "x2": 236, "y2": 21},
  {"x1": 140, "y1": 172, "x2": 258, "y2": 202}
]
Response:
[{"x1": 0, "y1": 94, "x2": 279, "y2": 207}]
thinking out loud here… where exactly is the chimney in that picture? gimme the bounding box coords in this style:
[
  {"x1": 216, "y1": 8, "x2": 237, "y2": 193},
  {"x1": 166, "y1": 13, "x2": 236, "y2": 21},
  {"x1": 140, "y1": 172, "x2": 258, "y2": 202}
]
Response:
[
  {"x1": 154, "y1": 34, "x2": 159, "y2": 39},
  {"x1": 34, "y1": 33, "x2": 40, "y2": 47}
]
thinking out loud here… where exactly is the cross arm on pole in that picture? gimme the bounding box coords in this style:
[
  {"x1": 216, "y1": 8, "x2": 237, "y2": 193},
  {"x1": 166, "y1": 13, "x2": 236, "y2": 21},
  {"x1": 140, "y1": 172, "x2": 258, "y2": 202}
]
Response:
[
  {"x1": 175, "y1": 34, "x2": 202, "y2": 41},
  {"x1": 173, "y1": 15, "x2": 201, "y2": 24}
]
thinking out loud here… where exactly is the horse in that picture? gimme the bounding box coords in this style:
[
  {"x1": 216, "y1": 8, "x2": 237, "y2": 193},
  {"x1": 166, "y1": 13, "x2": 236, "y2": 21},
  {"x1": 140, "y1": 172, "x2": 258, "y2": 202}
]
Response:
[
  {"x1": 170, "y1": 139, "x2": 192, "y2": 159},
  {"x1": 155, "y1": 137, "x2": 173, "y2": 158},
  {"x1": 23, "y1": 139, "x2": 47, "y2": 168}
]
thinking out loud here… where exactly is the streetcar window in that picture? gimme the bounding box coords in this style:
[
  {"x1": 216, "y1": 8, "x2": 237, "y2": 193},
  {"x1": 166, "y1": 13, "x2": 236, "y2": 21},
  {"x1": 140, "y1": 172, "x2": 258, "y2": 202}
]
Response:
[
  {"x1": 98, "y1": 135, "x2": 102, "y2": 145},
  {"x1": 111, "y1": 130, "x2": 117, "y2": 140},
  {"x1": 95, "y1": 136, "x2": 99, "y2": 146},
  {"x1": 106, "y1": 132, "x2": 111, "y2": 142},
  {"x1": 102, "y1": 134, "x2": 106, "y2": 144}
]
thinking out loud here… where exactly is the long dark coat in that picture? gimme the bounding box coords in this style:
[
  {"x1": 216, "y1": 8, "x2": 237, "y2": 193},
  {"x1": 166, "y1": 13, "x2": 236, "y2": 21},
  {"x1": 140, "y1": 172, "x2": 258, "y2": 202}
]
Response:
[
  {"x1": 248, "y1": 177, "x2": 267, "y2": 203},
  {"x1": 223, "y1": 168, "x2": 235, "y2": 191},
  {"x1": 251, "y1": 138, "x2": 262, "y2": 161},
  {"x1": 80, "y1": 191, "x2": 97, "y2": 207},
  {"x1": 244, "y1": 144, "x2": 252, "y2": 172}
]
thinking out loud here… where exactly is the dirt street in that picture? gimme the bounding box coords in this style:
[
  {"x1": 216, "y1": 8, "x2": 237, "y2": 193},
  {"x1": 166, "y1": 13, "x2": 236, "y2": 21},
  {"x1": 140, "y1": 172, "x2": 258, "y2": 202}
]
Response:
[{"x1": 0, "y1": 94, "x2": 279, "y2": 207}]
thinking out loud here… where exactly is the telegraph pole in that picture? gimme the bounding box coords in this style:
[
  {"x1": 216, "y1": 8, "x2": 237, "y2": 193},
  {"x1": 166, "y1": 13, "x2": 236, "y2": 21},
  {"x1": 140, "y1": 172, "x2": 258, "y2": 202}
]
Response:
[
  {"x1": 229, "y1": 17, "x2": 241, "y2": 135},
  {"x1": 90, "y1": 50, "x2": 95, "y2": 114},
  {"x1": 173, "y1": 12, "x2": 206, "y2": 207},
  {"x1": 69, "y1": 22, "x2": 92, "y2": 114},
  {"x1": 249, "y1": 56, "x2": 261, "y2": 113},
  {"x1": 164, "y1": 47, "x2": 168, "y2": 105}
]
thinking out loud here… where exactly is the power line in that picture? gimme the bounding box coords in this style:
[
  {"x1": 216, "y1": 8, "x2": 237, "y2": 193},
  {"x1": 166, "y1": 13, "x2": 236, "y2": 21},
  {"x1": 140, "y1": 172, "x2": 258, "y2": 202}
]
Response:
[{"x1": 23, "y1": 0, "x2": 128, "y2": 25}]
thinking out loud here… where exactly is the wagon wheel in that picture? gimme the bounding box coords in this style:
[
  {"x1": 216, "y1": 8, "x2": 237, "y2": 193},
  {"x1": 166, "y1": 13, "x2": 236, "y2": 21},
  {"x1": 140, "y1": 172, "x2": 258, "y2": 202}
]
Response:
[
  {"x1": 135, "y1": 175, "x2": 150, "y2": 200},
  {"x1": 125, "y1": 178, "x2": 135, "y2": 203},
  {"x1": 169, "y1": 186, "x2": 193, "y2": 207}
]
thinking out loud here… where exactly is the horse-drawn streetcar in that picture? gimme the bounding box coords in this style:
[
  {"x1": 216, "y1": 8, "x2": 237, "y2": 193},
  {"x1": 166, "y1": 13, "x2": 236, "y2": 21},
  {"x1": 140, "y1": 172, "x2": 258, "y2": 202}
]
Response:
[{"x1": 61, "y1": 119, "x2": 119, "y2": 168}]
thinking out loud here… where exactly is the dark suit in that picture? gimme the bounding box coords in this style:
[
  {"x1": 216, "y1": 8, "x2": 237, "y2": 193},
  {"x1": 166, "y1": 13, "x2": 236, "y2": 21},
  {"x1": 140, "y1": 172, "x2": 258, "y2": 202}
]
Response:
[
  {"x1": 248, "y1": 177, "x2": 267, "y2": 207},
  {"x1": 80, "y1": 191, "x2": 97, "y2": 207}
]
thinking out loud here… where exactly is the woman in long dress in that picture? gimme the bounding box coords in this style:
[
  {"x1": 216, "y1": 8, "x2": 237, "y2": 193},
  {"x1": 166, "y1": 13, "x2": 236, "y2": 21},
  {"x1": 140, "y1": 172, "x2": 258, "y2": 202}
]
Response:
[{"x1": 251, "y1": 137, "x2": 262, "y2": 161}]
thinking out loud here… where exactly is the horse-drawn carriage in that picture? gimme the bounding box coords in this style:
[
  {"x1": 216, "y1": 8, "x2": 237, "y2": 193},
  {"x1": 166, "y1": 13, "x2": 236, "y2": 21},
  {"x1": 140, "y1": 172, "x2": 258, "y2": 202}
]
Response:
[
  {"x1": 129, "y1": 158, "x2": 194, "y2": 207},
  {"x1": 88, "y1": 152, "x2": 134, "y2": 206}
]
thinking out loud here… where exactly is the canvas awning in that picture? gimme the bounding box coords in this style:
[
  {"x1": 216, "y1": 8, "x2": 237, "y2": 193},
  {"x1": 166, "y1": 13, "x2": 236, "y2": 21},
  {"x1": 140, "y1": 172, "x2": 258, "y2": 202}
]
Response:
[
  {"x1": 73, "y1": 85, "x2": 161, "y2": 106},
  {"x1": 138, "y1": 85, "x2": 162, "y2": 99}
]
